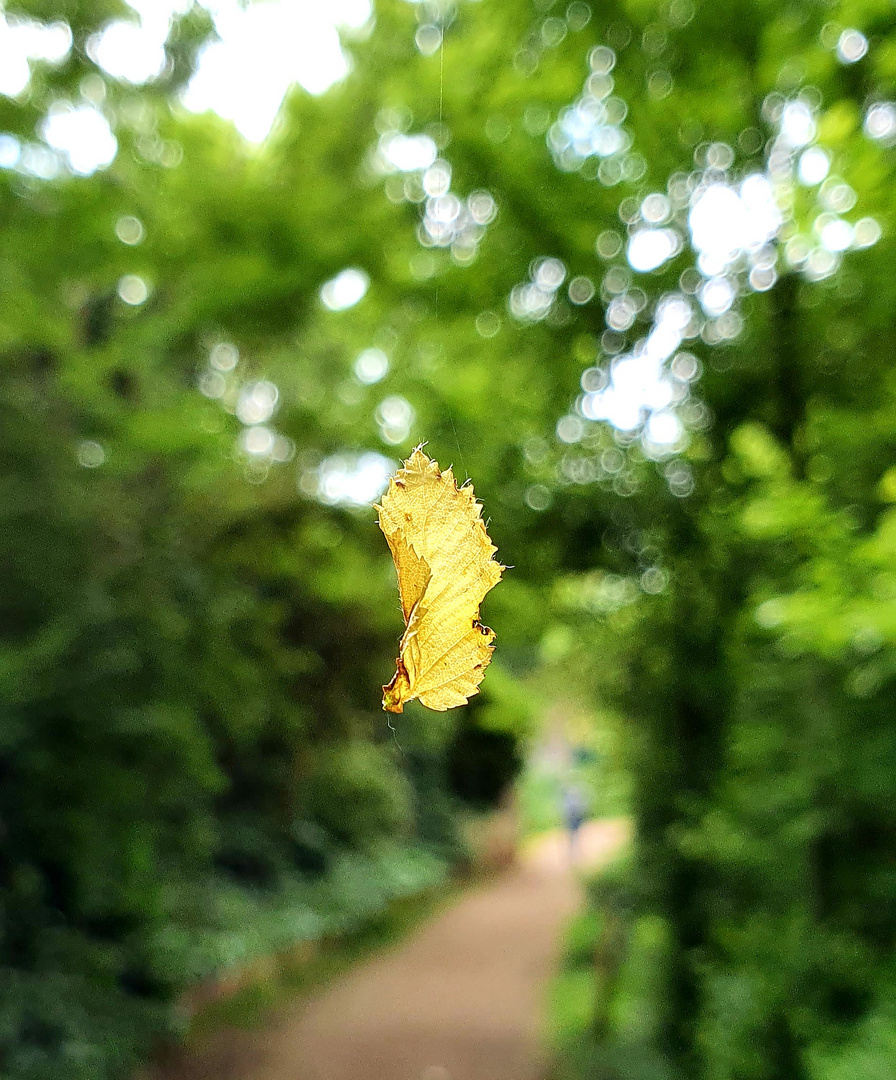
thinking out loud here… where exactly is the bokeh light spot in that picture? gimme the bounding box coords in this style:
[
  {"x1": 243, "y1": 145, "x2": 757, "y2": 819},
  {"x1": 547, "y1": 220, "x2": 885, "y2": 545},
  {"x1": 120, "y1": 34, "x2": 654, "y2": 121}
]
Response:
[
  {"x1": 321, "y1": 268, "x2": 370, "y2": 311},
  {"x1": 236, "y1": 380, "x2": 279, "y2": 425},
  {"x1": 568, "y1": 276, "x2": 595, "y2": 304},
  {"x1": 699, "y1": 276, "x2": 735, "y2": 316},
  {"x1": 43, "y1": 104, "x2": 117, "y2": 174},
  {"x1": 77, "y1": 440, "x2": 105, "y2": 467},
  {"x1": 115, "y1": 216, "x2": 144, "y2": 245},
  {"x1": 475, "y1": 311, "x2": 501, "y2": 338},
  {"x1": 376, "y1": 395, "x2": 415, "y2": 444},
  {"x1": 117, "y1": 275, "x2": 149, "y2": 305},
  {"x1": 183, "y1": 0, "x2": 372, "y2": 142},
  {"x1": 640, "y1": 567, "x2": 668, "y2": 594},
  {"x1": 199, "y1": 371, "x2": 226, "y2": 399},
  {"x1": 836, "y1": 28, "x2": 868, "y2": 64},
  {"x1": 557, "y1": 414, "x2": 584, "y2": 443},
  {"x1": 819, "y1": 218, "x2": 853, "y2": 253},
  {"x1": 240, "y1": 424, "x2": 276, "y2": 456},
  {"x1": 566, "y1": 2, "x2": 592, "y2": 32},
  {"x1": 89, "y1": 19, "x2": 166, "y2": 84},
  {"x1": 312, "y1": 451, "x2": 394, "y2": 506},
  {"x1": 798, "y1": 147, "x2": 829, "y2": 185},
  {"x1": 525, "y1": 484, "x2": 553, "y2": 511},
  {"x1": 864, "y1": 102, "x2": 896, "y2": 144},
  {"x1": 0, "y1": 134, "x2": 20, "y2": 168},
  {"x1": 210, "y1": 342, "x2": 239, "y2": 371},
  {"x1": 641, "y1": 193, "x2": 670, "y2": 223},
  {"x1": 0, "y1": 15, "x2": 71, "y2": 98},
  {"x1": 382, "y1": 133, "x2": 438, "y2": 172},
  {"x1": 780, "y1": 101, "x2": 815, "y2": 147},
  {"x1": 415, "y1": 24, "x2": 442, "y2": 55},
  {"x1": 589, "y1": 46, "x2": 615, "y2": 74},
  {"x1": 627, "y1": 228, "x2": 680, "y2": 272},
  {"x1": 354, "y1": 347, "x2": 389, "y2": 384},
  {"x1": 596, "y1": 230, "x2": 622, "y2": 259},
  {"x1": 853, "y1": 217, "x2": 882, "y2": 248}
]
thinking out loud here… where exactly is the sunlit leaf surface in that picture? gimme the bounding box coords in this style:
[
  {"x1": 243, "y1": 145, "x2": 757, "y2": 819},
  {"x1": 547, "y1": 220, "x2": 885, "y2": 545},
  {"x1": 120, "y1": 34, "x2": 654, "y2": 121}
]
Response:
[{"x1": 377, "y1": 448, "x2": 503, "y2": 712}]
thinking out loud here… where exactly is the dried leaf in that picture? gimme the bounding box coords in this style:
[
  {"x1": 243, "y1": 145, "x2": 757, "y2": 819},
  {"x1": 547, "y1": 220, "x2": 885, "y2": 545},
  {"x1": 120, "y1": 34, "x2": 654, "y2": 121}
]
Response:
[{"x1": 376, "y1": 447, "x2": 504, "y2": 712}]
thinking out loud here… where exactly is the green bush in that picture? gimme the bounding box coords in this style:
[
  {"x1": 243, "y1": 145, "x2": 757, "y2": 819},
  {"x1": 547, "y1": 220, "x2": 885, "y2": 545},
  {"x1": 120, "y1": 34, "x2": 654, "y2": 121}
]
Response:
[{"x1": 299, "y1": 742, "x2": 414, "y2": 852}]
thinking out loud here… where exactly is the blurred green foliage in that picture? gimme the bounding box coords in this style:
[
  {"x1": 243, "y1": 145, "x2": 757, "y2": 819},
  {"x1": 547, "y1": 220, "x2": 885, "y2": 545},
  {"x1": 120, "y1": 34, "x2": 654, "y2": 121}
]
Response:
[
  {"x1": 533, "y1": 0, "x2": 896, "y2": 1068},
  {"x1": 4, "y1": 0, "x2": 896, "y2": 1078}
]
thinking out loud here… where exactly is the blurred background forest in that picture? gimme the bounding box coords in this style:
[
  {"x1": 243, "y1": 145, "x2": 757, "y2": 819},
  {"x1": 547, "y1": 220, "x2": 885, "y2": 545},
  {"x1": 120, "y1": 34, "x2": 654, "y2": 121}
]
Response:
[{"x1": 4, "y1": 0, "x2": 896, "y2": 1077}]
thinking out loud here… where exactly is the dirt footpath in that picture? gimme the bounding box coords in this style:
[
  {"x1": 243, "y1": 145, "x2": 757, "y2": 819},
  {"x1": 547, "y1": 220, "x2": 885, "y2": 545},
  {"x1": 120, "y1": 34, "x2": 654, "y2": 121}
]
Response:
[{"x1": 150, "y1": 820, "x2": 629, "y2": 1080}]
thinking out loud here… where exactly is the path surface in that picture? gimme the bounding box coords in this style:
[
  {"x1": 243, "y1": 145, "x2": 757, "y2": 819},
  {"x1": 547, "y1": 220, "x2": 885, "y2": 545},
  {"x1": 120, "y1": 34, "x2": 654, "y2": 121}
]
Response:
[{"x1": 150, "y1": 820, "x2": 628, "y2": 1080}]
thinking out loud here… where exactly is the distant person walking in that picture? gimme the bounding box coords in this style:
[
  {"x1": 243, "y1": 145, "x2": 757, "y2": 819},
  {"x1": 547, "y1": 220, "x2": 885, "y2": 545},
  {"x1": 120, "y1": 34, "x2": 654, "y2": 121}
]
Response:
[{"x1": 562, "y1": 785, "x2": 588, "y2": 862}]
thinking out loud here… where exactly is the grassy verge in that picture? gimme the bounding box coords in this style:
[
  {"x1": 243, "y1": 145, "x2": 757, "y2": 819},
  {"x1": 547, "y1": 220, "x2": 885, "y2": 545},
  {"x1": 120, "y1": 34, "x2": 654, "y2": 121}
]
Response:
[
  {"x1": 183, "y1": 879, "x2": 463, "y2": 1040},
  {"x1": 545, "y1": 845, "x2": 678, "y2": 1080}
]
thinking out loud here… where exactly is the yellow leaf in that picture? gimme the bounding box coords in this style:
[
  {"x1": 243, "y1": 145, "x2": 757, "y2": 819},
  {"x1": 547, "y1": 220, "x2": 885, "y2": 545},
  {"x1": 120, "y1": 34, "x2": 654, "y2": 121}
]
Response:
[{"x1": 376, "y1": 447, "x2": 504, "y2": 713}]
